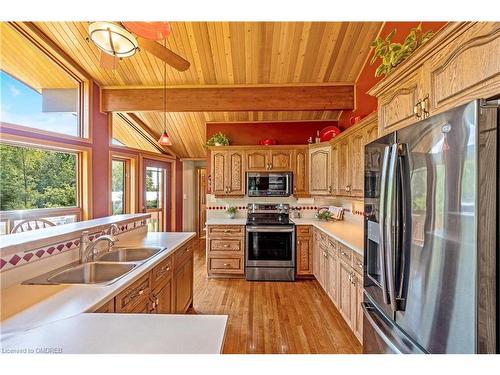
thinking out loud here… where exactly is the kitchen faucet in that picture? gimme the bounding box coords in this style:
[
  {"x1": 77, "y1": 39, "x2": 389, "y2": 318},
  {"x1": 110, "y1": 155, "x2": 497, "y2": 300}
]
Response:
[{"x1": 79, "y1": 231, "x2": 116, "y2": 263}]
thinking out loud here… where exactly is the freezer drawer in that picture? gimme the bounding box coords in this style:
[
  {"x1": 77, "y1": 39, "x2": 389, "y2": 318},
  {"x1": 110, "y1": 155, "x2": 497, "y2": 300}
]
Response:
[{"x1": 362, "y1": 301, "x2": 425, "y2": 354}]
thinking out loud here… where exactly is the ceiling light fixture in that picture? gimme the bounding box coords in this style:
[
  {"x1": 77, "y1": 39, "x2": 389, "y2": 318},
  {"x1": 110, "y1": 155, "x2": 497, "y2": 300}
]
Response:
[
  {"x1": 88, "y1": 22, "x2": 138, "y2": 58},
  {"x1": 158, "y1": 38, "x2": 172, "y2": 146}
]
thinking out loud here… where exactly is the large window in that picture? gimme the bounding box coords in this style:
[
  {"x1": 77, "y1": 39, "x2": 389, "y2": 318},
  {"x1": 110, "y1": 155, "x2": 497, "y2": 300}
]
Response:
[
  {"x1": 0, "y1": 23, "x2": 83, "y2": 137},
  {"x1": 0, "y1": 143, "x2": 80, "y2": 234}
]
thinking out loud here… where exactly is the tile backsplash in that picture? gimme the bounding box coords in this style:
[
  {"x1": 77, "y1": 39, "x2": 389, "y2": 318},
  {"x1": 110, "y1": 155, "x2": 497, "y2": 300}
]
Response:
[{"x1": 206, "y1": 194, "x2": 364, "y2": 225}]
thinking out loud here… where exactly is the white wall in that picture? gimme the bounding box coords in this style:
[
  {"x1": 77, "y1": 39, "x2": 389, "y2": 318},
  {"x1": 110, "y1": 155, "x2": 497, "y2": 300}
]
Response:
[{"x1": 182, "y1": 160, "x2": 206, "y2": 232}]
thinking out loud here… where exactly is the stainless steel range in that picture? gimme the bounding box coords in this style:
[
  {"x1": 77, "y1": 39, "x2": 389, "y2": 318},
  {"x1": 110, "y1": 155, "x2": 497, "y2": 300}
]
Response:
[{"x1": 245, "y1": 203, "x2": 295, "y2": 281}]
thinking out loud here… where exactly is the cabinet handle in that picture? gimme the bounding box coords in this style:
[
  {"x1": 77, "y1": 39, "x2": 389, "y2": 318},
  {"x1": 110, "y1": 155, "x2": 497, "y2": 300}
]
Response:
[
  {"x1": 346, "y1": 185, "x2": 351, "y2": 193},
  {"x1": 422, "y1": 95, "x2": 430, "y2": 118},
  {"x1": 328, "y1": 185, "x2": 332, "y2": 193},
  {"x1": 223, "y1": 263, "x2": 230, "y2": 267},
  {"x1": 223, "y1": 244, "x2": 229, "y2": 248},
  {"x1": 414, "y1": 101, "x2": 423, "y2": 119}
]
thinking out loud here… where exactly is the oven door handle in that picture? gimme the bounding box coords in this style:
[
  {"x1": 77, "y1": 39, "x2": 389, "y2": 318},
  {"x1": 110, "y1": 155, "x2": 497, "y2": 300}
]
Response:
[{"x1": 246, "y1": 226, "x2": 295, "y2": 233}]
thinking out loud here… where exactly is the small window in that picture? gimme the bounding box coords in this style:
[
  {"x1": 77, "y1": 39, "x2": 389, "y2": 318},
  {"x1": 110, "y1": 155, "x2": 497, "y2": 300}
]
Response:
[
  {"x1": 111, "y1": 159, "x2": 126, "y2": 215},
  {"x1": 0, "y1": 24, "x2": 82, "y2": 137}
]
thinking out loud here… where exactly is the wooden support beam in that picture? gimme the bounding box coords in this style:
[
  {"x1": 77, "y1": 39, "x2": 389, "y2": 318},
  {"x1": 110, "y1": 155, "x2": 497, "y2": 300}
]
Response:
[
  {"x1": 101, "y1": 84, "x2": 355, "y2": 112},
  {"x1": 118, "y1": 113, "x2": 177, "y2": 158}
]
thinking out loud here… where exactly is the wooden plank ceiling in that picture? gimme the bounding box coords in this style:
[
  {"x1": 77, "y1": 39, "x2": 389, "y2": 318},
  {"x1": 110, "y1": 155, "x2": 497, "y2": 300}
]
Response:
[{"x1": 28, "y1": 22, "x2": 383, "y2": 157}]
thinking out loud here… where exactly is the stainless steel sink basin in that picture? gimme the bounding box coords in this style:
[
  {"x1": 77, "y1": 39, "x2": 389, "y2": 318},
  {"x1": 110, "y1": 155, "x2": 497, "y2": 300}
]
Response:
[
  {"x1": 97, "y1": 246, "x2": 164, "y2": 262},
  {"x1": 46, "y1": 262, "x2": 136, "y2": 285}
]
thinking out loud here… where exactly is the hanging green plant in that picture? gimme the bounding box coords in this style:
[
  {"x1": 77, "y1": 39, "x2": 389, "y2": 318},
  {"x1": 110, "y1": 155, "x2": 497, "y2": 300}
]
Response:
[
  {"x1": 370, "y1": 23, "x2": 435, "y2": 77},
  {"x1": 205, "y1": 132, "x2": 230, "y2": 147}
]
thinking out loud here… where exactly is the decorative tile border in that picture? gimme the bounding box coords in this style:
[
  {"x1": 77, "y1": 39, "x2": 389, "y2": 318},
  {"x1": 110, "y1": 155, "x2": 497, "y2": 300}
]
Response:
[
  {"x1": 206, "y1": 205, "x2": 364, "y2": 216},
  {"x1": 0, "y1": 220, "x2": 147, "y2": 272}
]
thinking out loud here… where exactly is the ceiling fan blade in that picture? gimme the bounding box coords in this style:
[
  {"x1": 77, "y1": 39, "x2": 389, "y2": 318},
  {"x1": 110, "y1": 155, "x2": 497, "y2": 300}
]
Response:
[
  {"x1": 137, "y1": 36, "x2": 190, "y2": 72},
  {"x1": 99, "y1": 51, "x2": 119, "y2": 69}
]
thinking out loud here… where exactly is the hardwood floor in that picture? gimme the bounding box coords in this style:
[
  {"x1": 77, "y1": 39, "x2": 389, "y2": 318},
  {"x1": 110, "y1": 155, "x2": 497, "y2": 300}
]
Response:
[{"x1": 191, "y1": 239, "x2": 362, "y2": 354}]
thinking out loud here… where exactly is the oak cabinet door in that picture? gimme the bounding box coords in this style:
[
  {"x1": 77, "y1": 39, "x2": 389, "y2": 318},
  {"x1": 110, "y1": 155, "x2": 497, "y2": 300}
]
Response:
[
  {"x1": 227, "y1": 151, "x2": 245, "y2": 195},
  {"x1": 309, "y1": 146, "x2": 331, "y2": 195},
  {"x1": 211, "y1": 151, "x2": 227, "y2": 195},
  {"x1": 154, "y1": 278, "x2": 173, "y2": 314},
  {"x1": 297, "y1": 234, "x2": 313, "y2": 275},
  {"x1": 330, "y1": 143, "x2": 339, "y2": 196},
  {"x1": 246, "y1": 150, "x2": 268, "y2": 171},
  {"x1": 352, "y1": 272, "x2": 364, "y2": 342},
  {"x1": 293, "y1": 148, "x2": 309, "y2": 196},
  {"x1": 318, "y1": 246, "x2": 328, "y2": 290},
  {"x1": 94, "y1": 299, "x2": 115, "y2": 313},
  {"x1": 174, "y1": 257, "x2": 194, "y2": 313},
  {"x1": 378, "y1": 69, "x2": 425, "y2": 135},
  {"x1": 327, "y1": 250, "x2": 339, "y2": 306},
  {"x1": 337, "y1": 138, "x2": 351, "y2": 196},
  {"x1": 427, "y1": 22, "x2": 500, "y2": 115},
  {"x1": 338, "y1": 261, "x2": 353, "y2": 327},
  {"x1": 269, "y1": 150, "x2": 292, "y2": 171},
  {"x1": 312, "y1": 230, "x2": 321, "y2": 279},
  {"x1": 349, "y1": 130, "x2": 365, "y2": 197}
]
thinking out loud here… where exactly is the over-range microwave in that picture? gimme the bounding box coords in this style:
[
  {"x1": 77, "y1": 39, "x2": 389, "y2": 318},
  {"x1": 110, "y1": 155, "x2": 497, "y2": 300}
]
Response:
[{"x1": 246, "y1": 172, "x2": 292, "y2": 197}]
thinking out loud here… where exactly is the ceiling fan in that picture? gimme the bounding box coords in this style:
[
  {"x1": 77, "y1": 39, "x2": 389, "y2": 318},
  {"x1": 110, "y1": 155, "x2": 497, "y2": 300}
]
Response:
[{"x1": 87, "y1": 21, "x2": 190, "y2": 71}]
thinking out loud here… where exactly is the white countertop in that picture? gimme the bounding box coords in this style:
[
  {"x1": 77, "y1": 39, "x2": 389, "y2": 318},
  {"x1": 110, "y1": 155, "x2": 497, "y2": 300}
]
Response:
[
  {"x1": 1, "y1": 314, "x2": 227, "y2": 354},
  {"x1": 1, "y1": 232, "x2": 196, "y2": 332},
  {"x1": 206, "y1": 218, "x2": 247, "y2": 225},
  {"x1": 0, "y1": 213, "x2": 150, "y2": 258},
  {"x1": 292, "y1": 218, "x2": 364, "y2": 255}
]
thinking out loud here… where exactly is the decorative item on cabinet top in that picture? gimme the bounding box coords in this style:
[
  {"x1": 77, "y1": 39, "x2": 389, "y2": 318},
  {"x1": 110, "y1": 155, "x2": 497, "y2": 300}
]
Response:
[{"x1": 0, "y1": 219, "x2": 147, "y2": 272}]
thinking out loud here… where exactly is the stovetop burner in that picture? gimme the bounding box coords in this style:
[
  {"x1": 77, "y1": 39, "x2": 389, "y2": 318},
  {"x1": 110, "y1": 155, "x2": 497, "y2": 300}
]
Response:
[{"x1": 246, "y1": 203, "x2": 292, "y2": 226}]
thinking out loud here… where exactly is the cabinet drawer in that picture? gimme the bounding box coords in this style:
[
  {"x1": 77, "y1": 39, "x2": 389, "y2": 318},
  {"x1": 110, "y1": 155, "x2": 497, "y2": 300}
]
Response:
[
  {"x1": 151, "y1": 256, "x2": 173, "y2": 289},
  {"x1": 208, "y1": 257, "x2": 244, "y2": 274},
  {"x1": 338, "y1": 244, "x2": 353, "y2": 264},
  {"x1": 115, "y1": 273, "x2": 151, "y2": 313},
  {"x1": 296, "y1": 226, "x2": 312, "y2": 236},
  {"x1": 327, "y1": 238, "x2": 337, "y2": 255},
  {"x1": 352, "y1": 252, "x2": 364, "y2": 274},
  {"x1": 208, "y1": 238, "x2": 243, "y2": 253},
  {"x1": 207, "y1": 225, "x2": 245, "y2": 237},
  {"x1": 174, "y1": 241, "x2": 195, "y2": 268}
]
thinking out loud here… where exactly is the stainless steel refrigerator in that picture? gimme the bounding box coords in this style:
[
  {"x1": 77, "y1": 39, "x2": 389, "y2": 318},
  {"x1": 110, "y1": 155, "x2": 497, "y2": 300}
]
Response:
[{"x1": 363, "y1": 99, "x2": 499, "y2": 354}]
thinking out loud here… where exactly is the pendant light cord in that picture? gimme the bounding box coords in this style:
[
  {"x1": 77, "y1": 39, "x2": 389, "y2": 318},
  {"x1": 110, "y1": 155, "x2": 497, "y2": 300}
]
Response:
[{"x1": 163, "y1": 38, "x2": 167, "y2": 134}]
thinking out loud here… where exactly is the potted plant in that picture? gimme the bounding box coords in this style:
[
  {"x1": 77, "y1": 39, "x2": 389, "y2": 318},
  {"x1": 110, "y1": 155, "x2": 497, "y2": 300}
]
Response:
[
  {"x1": 315, "y1": 210, "x2": 333, "y2": 222},
  {"x1": 206, "y1": 132, "x2": 230, "y2": 147},
  {"x1": 226, "y1": 206, "x2": 238, "y2": 219},
  {"x1": 370, "y1": 23, "x2": 435, "y2": 77}
]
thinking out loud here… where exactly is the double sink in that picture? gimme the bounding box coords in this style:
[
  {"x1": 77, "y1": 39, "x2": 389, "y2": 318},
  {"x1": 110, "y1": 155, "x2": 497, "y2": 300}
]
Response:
[{"x1": 23, "y1": 246, "x2": 165, "y2": 286}]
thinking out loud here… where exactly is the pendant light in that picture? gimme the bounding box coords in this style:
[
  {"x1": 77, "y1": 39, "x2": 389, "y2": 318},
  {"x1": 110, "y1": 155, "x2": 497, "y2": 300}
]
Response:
[{"x1": 158, "y1": 38, "x2": 172, "y2": 146}]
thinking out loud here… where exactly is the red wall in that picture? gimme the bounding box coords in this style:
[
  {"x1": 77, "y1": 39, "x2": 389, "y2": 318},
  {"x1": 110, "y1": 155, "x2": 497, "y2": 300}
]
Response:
[
  {"x1": 91, "y1": 82, "x2": 111, "y2": 218},
  {"x1": 206, "y1": 121, "x2": 339, "y2": 146},
  {"x1": 338, "y1": 22, "x2": 448, "y2": 129}
]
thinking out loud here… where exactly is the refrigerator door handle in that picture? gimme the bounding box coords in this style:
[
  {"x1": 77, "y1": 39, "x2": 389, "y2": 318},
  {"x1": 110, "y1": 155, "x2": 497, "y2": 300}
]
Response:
[
  {"x1": 362, "y1": 302, "x2": 402, "y2": 353},
  {"x1": 396, "y1": 143, "x2": 411, "y2": 311},
  {"x1": 385, "y1": 144, "x2": 398, "y2": 312},
  {"x1": 378, "y1": 146, "x2": 391, "y2": 305}
]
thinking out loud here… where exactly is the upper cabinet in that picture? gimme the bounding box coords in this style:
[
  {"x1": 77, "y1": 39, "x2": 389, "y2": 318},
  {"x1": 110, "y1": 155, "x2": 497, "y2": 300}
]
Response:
[
  {"x1": 370, "y1": 22, "x2": 500, "y2": 136},
  {"x1": 292, "y1": 147, "x2": 309, "y2": 197},
  {"x1": 209, "y1": 146, "x2": 308, "y2": 197},
  {"x1": 246, "y1": 149, "x2": 292, "y2": 171},
  {"x1": 309, "y1": 145, "x2": 332, "y2": 195},
  {"x1": 210, "y1": 149, "x2": 245, "y2": 196}
]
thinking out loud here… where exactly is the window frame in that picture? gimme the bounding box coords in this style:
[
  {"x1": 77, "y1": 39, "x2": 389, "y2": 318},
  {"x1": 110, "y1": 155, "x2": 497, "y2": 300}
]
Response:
[
  {"x1": 2, "y1": 22, "x2": 91, "y2": 141},
  {"x1": 0, "y1": 133, "x2": 92, "y2": 233},
  {"x1": 109, "y1": 151, "x2": 137, "y2": 216}
]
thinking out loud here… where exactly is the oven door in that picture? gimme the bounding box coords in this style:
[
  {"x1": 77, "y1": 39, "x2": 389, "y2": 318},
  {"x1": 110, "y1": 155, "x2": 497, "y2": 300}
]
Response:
[{"x1": 245, "y1": 225, "x2": 295, "y2": 267}]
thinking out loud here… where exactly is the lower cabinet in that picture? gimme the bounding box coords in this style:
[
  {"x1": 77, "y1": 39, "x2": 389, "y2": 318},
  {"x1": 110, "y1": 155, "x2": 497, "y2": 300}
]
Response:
[
  {"x1": 311, "y1": 226, "x2": 364, "y2": 343},
  {"x1": 206, "y1": 225, "x2": 245, "y2": 277},
  {"x1": 93, "y1": 238, "x2": 195, "y2": 315},
  {"x1": 174, "y1": 255, "x2": 194, "y2": 313},
  {"x1": 296, "y1": 226, "x2": 313, "y2": 276}
]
